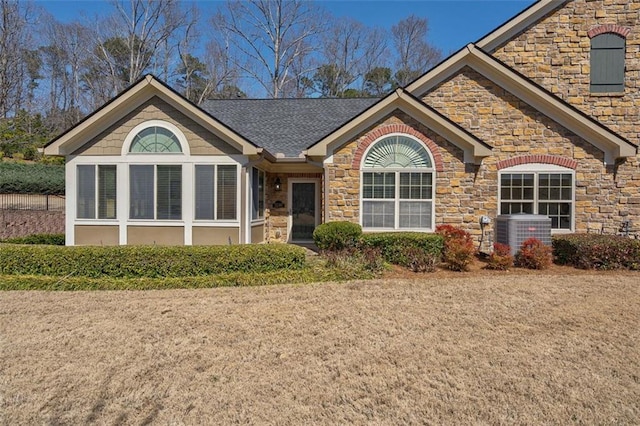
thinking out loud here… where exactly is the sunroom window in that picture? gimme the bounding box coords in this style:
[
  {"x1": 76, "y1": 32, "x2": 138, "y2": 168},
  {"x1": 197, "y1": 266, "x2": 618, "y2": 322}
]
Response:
[
  {"x1": 77, "y1": 165, "x2": 117, "y2": 219},
  {"x1": 361, "y1": 135, "x2": 434, "y2": 230},
  {"x1": 130, "y1": 165, "x2": 182, "y2": 220}
]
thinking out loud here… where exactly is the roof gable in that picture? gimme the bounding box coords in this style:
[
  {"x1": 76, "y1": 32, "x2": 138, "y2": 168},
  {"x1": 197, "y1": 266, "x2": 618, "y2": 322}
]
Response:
[
  {"x1": 44, "y1": 75, "x2": 260, "y2": 157},
  {"x1": 405, "y1": 44, "x2": 636, "y2": 165},
  {"x1": 476, "y1": 0, "x2": 568, "y2": 52},
  {"x1": 306, "y1": 88, "x2": 492, "y2": 164}
]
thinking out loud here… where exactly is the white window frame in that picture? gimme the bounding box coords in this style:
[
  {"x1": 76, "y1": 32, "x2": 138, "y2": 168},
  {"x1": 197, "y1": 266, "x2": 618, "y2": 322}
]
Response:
[
  {"x1": 251, "y1": 167, "x2": 266, "y2": 222},
  {"x1": 498, "y1": 163, "x2": 575, "y2": 233},
  {"x1": 359, "y1": 133, "x2": 436, "y2": 232},
  {"x1": 193, "y1": 163, "x2": 240, "y2": 223},
  {"x1": 76, "y1": 164, "x2": 118, "y2": 221},
  {"x1": 129, "y1": 164, "x2": 182, "y2": 221}
]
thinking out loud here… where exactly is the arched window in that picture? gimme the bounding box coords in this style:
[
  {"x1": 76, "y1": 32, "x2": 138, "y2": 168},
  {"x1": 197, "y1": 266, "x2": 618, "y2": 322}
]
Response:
[
  {"x1": 361, "y1": 135, "x2": 435, "y2": 230},
  {"x1": 129, "y1": 126, "x2": 182, "y2": 153},
  {"x1": 591, "y1": 33, "x2": 625, "y2": 93}
]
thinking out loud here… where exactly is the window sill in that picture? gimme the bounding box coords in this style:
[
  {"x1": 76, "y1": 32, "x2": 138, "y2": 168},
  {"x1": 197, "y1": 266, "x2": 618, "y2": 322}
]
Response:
[
  {"x1": 362, "y1": 228, "x2": 433, "y2": 233},
  {"x1": 589, "y1": 92, "x2": 625, "y2": 97}
]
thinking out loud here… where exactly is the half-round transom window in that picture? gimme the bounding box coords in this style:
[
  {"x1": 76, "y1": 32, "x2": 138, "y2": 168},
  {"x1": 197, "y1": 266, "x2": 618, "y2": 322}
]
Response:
[
  {"x1": 363, "y1": 135, "x2": 432, "y2": 169},
  {"x1": 129, "y1": 126, "x2": 182, "y2": 153}
]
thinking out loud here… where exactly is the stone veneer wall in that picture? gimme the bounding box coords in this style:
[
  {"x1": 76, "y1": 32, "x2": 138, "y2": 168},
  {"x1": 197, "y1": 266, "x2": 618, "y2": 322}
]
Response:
[
  {"x1": 489, "y1": 0, "x2": 640, "y2": 231},
  {"x1": 491, "y1": 0, "x2": 640, "y2": 148},
  {"x1": 264, "y1": 172, "x2": 322, "y2": 242},
  {"x1": 0, "y1": 210, "x2": 65, "y2": 239},
  {"x1": 422, "y1": 66, "x2": 635, "y2": 234}
]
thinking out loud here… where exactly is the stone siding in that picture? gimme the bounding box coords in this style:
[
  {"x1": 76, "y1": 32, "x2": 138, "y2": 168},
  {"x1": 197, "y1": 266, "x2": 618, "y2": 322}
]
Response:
[
  {"x1": 74, "y1": 96, "x2": 240, "y2": 156},
  {"x1": 492, "y1": 0, "x2": 640, "y2": 148},
  {"x1": 423, "y1": 66, "x2": 635, "y2": 235},
  {"x1": 264, "y1": 173, "x2": 322, "y2": 242},
  {"x1": 0, "y1": 210, "x2": 65, "y2": 239}
]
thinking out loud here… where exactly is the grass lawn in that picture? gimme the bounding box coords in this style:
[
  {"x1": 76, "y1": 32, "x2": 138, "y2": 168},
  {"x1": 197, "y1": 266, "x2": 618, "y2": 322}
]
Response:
[{"x1": 1, "y1": 272, "x2": 638, "y2": 424}]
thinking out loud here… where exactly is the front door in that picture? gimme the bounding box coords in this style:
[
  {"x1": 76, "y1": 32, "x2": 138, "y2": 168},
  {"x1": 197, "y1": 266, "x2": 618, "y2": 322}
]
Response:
[{"x1": 289, "y1": 180, "x2": 319, "y2": 242}]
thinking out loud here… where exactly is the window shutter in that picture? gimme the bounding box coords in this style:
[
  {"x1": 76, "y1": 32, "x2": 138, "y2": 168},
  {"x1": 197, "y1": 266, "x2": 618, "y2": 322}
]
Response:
[
  {"x1": 77, "y1": 165, "x2": 96, "y2": 219},
  {"x1": 130, "y1": 165, "x2": 154, "y2": 219},
  {"x1": 98, "y1": 165, "x2": 117, "y2": 219},
  {"x1": 195, "y1": 165, "x2": 215, "y2": 220},
  {"x1": 217, "y1": 165, "x2": 237, "y2": 220},
  {"x1": 591, "y1": 33, "x2": 625, "y2": 93},
  {"x1": 157, "y1": 165, "x2": 182, "y2": 220}
]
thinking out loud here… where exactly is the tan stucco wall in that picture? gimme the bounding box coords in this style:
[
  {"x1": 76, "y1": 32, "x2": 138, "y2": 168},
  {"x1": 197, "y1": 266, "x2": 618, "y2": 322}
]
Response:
[
  {"x1": 192, "y1": 226, "x2": 239, "y2": 245},
  {"x1": 127, "y1": 226, "x2": 184, "y2": 245},
  {"x1": 74, "y1": 225, "x2": 119, "y2": 246},
  {"x1": 73, "y1": 96, "x2": 241, "y2": 156},
  {"x1": 251, "y1": 223, "x2": 265, "y2": 243}
]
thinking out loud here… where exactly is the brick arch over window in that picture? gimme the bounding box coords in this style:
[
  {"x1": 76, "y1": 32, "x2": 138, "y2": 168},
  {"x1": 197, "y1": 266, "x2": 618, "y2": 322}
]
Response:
[
  {"x1": 352, "y1": 124, "x2": 444, "y2": 172},
  {"x1": 588, "y1": 25, "x2": 631, "y2": 39},
  {"x1": 496, "y1": 155, "x2": 578, "y2": 171}
]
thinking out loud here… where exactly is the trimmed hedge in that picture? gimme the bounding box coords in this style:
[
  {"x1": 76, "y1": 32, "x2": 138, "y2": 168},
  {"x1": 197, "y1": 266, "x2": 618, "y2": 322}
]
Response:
[
  {"x1": 553, "y1": 234, "x2": 640, "y2": 270},
  {"x1": 313, "y1": 221, "x2": 362, "y2": 251},
  {"x1": 0, "y1": 244, "x2": 307, "y2": 278},
  {"x1": 0, "y1": 257, "x2": 375, "y2": 291},
  {"x1": 1, "y1": 233, "x2": 65, "y2": 245},
  {"x1": 359, "y1": 232, "x2": 444, "y2": 266},
  {"x1": 0, "y1": 162, "x2": 65, "y2": 195}
]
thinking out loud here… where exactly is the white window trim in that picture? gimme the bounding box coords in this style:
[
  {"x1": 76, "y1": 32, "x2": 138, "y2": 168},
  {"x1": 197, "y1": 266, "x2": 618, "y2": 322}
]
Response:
[
  {"x1": 76, "y1": 164, "x2": 118, "y2": 221},
  {"x1": 359, "y1": 133, "x2": 436, "y2": 232},
  {"x1": 122, "y1": 120, "x2": 190, "y2": 156},
  {"x1": 192, "y1": 163, "x2": 241, "y2": 225},
  {"x1": 498, "y1": 163, "x2": 575, "y2": 233},
  {"x1": 251, "y1": 167, "x2": 266, "y2": 223}
]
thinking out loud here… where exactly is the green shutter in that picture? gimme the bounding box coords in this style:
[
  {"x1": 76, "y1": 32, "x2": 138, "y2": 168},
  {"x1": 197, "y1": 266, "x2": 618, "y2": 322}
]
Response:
[{"x1": 591, "y1": 34, "x2": 625, "y2": 93}]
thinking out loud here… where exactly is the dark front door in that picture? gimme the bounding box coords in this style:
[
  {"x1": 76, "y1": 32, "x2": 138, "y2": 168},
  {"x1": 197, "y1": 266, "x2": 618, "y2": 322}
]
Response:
[{"x1": 291, "y1": 182, "x2": 317, "y2": 241}]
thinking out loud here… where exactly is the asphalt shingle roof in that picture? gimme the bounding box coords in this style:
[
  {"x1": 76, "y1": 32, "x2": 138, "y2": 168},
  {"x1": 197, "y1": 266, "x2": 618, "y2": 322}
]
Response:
[{"x1": 201, "y1": 98, "x2": 379, "y2": 158}]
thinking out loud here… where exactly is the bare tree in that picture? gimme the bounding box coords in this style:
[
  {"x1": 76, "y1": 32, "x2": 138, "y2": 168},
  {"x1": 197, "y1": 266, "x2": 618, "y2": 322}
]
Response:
[
  {"x1": 88, "y1": 0, "x2": 186, "y2": 98},
  {"x1": 391, "y1": 15, "x2": 441, "y2": 87},
  {"x1": 214, "y1": 0, "x2": 325, "y2": 98},
  {"x1": 0, "y1": 0, "x2": 34, "y2": 118},
  {"x1": 315, "y1": 18, "x2": 389, "y2": 97}
]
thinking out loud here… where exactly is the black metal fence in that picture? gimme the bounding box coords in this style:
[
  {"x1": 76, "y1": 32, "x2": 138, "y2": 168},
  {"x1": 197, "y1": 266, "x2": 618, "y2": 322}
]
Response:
[{"x1": 0, "y1": 194, "x2": 65, "y2": 211}]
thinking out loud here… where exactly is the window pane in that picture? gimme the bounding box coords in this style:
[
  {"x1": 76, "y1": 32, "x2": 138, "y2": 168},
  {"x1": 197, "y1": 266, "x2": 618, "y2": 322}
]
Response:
[
  {"x1": 130, "y1": 165, "x2": 154, "y2": 219},
  {"x1": 362, "y1": 201, "x2": 395, "y2": 228},
  {"x1": 157, "y1": 165, "x2": 182, "y2": 220},
  {"x1": 217, "y1": 165, "x2": 237, "y2": 220},
  {"x1": 399, "y1": 201, "x2": 431, "y2": 228},
  {"x1": 251, "y1": 168, "x2": 265, "y2": 220},
  {"x1": 98, "y1": 165, "x2": 117, "y2": 219},
  {"x1": 400, "y1": 172, "x2": 432, "y2": 200},
  {"x1": 130, "y1": 126, "x2": 182, "y2": 153},
  {"x1": 195, "y1": 165, "x2": 215, "y2": 220},
  {"x1": 77, "y1": 165, "x2": 95, "y2": 219}
]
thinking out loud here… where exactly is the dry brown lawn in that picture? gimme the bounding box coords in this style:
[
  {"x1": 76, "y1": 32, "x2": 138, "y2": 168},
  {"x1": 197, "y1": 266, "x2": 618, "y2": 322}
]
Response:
[{"x1": 1, "y1": 270, "x2": 639, "y2": 424}]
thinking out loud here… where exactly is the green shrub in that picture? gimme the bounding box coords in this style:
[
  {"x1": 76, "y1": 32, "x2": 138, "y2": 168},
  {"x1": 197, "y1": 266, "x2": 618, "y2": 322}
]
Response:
[
  {"x1": 515, "y1": 238, "x2": 552, "y2": 270},
  {"x1": 553, "y1": 234, "x2": 640, "y2": 270},
  {"x1": 2, "y1": 233, "x2": 65, "y2": 245},
  {"x1": 313, "y1": 221, "x2": 362, "y2": 251},
  {"x1": 485, "y1": 242, "x2": 514, "y2": 271},
  {"x1": 0, "y1": 162, "x2": 65, "y2": 194},
  {"x1": 359, "y1": 232, "x2": 443, "y2": 266},
  {"x1": 0, "y1": 244, "x2": 306, "y2": 278},
  {"x1": 436, "y1": 224, "x2": 476, "y2": 271}
]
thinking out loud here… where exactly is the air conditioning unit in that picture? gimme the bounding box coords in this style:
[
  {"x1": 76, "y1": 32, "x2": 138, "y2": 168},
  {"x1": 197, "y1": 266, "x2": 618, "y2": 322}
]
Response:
[{"x1": 495, "y1": 214, "x2": 552, "y2": 256}]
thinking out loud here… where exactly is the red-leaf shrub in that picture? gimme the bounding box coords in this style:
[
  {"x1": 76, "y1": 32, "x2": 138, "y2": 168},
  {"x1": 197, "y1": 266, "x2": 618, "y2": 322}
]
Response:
[
  {"x1": 515, "y1": 238, "x2": 552, "y2": 269},
  {"x1": 436, "y1": 224, "x2": 476, "y2": 271},
  {"x1": 485, "y1": 242, "x2": 514, "y2": 270}
]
